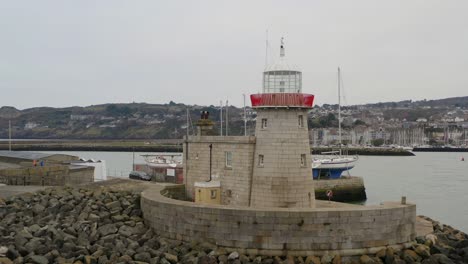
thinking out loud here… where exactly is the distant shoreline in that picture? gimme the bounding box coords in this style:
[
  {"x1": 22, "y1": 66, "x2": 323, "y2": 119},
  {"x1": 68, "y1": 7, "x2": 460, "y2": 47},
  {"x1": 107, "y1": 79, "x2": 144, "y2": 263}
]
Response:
[{"x1": 0, "y1": 139, "x2": 416, "y2": 156}]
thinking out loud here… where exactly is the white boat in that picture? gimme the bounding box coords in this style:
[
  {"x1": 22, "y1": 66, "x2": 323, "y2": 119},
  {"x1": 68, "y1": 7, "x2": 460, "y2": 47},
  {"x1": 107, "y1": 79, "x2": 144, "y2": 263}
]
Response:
[
  {"x1": 142, "y1": 154, "x2": 182, "y2": 168},
  {"x1": 312, "y1": 68, "x2": 359, "y2": 179},
  {"x1": 312, "y1": 151, "x2": 358, "y2": 179}
]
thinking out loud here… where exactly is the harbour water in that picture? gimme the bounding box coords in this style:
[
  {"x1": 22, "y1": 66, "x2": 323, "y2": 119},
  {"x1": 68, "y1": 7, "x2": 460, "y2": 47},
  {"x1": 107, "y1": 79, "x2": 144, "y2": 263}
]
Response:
[{"x1": 44, "y1": 151, "x2": 468, "y2": 232}]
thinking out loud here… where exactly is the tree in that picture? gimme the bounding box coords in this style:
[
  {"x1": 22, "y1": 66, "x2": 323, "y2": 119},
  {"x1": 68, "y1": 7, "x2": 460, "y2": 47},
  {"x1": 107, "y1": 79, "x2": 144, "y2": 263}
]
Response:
[
  {"x1": 371, "y1": 138, "x2": 384, "y2": 147},
  {"x1": 353, "y1": 119, "x2": 366, "y2": 126}
]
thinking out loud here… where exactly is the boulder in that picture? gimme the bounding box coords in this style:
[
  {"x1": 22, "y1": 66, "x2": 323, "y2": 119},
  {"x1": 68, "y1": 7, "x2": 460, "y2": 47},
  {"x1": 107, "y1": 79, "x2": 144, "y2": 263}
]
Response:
[
  {"x1": 0, "y1": 257, "x2": 13, "y2": 264},
  {"x1": 415, "y1": 244, "x2": 431, "y2": 258},
  {"x1": 134, "y1": 252, "x2": 152, "y2": 263},
  {"x1": 97, "y1": 224, "x2": 117, "y2": 237},
  {"x1": 403, "y1": 249, "x2": 422, "y2": 263},
  {"x1": 28, "y1": 255, "x2": 49, "y2": 264},
  {"x1": 198, "y1": 255, "x2": 218, "y2": 264},
  {"x1": 321, "y1": 254, "x2": 333, "y2": 264},
  {"x1": 422, "y1": 254, "x2": 455, "y2": 264},
  {"x1": 228, "y1": 251, "x2": 239, "y2": 260},
  {"x1": 164, "y1": 253, "x2": 178, "y2": 264},
  {"x1": 359, "y1": 255, "x2": 376, "y2": 264},
  {"x1": 332, "y1": 255, "x2": 341, "y2": 264},
  {"x1": 118, "y1": 225, "x2": 134, "y2": 237},
  {"x1": 305, "y1": 256, "x2": 321, "y2": 264}
]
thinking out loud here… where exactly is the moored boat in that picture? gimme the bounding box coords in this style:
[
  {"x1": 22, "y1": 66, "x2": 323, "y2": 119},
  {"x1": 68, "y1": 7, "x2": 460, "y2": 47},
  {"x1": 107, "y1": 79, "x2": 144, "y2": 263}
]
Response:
[{"x1": 312, "y1": 151, "x2": 358, "y2": 179}]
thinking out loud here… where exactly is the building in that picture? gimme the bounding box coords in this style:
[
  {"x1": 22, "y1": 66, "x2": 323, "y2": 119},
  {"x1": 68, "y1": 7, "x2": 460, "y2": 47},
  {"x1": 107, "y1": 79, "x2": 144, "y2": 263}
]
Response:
[{"x1": 184, "y1": 39, "x2": 315, "y2": 208}]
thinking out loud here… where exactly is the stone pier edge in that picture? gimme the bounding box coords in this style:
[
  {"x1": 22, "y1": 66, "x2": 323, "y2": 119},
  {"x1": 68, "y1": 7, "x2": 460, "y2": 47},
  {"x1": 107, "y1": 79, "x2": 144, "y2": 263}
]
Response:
[{"x1": 141, "y1": 183, "x2": 416, "y2": 257}]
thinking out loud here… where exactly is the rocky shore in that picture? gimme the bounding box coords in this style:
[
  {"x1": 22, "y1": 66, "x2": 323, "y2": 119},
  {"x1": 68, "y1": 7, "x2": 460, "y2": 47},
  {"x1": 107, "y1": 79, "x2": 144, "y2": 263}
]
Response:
[{"x1": 1, "y1": 185, "x2": 467, "y2": 264}]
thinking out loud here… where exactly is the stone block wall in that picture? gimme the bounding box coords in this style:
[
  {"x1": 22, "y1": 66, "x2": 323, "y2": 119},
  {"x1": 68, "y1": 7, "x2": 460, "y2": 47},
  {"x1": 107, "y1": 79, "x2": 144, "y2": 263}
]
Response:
[
  {"x1": 183, "y1": 136, "x2": 256, "y2": 206},
  {"x1": 141, "y1": 184, "x2": 416, "y2": 256},
  {"x1": 0, "y1": 165, "x2": 94, "y2": 186},
  {"x1": 251, "y1": 109, "x2": 315, "y2": 208}
]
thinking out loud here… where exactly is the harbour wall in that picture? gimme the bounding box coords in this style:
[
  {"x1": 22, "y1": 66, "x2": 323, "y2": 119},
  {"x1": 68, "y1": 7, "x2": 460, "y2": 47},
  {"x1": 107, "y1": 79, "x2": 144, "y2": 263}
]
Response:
[
  {"x1": 141, "y1": 184, "x2": 416, "y2": 256},
  {"x1": 0, "y1": 165, "x2": 94, "y2": 186}
]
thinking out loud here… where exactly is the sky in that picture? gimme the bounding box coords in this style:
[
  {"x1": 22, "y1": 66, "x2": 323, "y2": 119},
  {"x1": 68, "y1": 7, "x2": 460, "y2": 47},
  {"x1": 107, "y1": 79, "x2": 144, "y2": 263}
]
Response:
[{"x1": 1, "y1": 1, "x2": 468, "y2": 109}]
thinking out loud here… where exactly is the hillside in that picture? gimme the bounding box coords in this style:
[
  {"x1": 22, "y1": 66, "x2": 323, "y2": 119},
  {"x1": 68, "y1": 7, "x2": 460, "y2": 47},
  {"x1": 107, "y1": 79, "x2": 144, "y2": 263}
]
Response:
[{"x1": 0, "y1": 95, "x2": 467, "y2": 139}]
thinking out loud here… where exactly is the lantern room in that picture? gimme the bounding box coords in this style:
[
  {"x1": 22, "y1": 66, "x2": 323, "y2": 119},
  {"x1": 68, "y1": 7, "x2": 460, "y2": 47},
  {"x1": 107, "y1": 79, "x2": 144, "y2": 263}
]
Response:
[{"x1": 262, "y1": 38, "x2": 302, "y2": 94}]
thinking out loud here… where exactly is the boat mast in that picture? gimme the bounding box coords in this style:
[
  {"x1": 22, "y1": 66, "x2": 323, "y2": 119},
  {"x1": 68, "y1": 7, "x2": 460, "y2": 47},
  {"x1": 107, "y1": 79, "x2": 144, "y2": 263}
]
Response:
[
  {"x1": 225, "y1": 100, "x2": 229, "y2": 136},
  {"x1": 338, "y1": 67, "x2": 342, "y2": 154},
  {"x1": 220, "y1": 100, "x2": 223, "y2": 136},
  {"x1": 8, "y1": 120, "x2": 12, "y2": 151},
  {"x1": 243, "y1": 94, "x2": 247, "y2": 136}
]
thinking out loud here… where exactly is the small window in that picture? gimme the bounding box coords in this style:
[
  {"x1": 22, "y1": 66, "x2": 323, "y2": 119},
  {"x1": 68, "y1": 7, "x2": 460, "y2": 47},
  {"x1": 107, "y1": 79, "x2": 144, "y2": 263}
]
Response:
[
  {"x1": 258, "y1": 154, "x2": 264, "y2": 167},
  {"x1": 298, "y1": 115, "x2": 304, "y2": 128},
  {"x1": 210, "y1": 190, "x2": 217, "y2": 199},
  {"x1": 225, "y1": 151, "x2": 232, "y2": 168},
  {"x1": 280, "y1": 88, "x2": 285, "y2": 93},
  {"x1": 301, "y1": 154, "x2": 306, "y2": 167},
  {"x1": 261, "y1": 118, "x2": 267, "y2": 129},
  {"x1": 279, "y1": 81, "x2": 285, "y2": 86}
]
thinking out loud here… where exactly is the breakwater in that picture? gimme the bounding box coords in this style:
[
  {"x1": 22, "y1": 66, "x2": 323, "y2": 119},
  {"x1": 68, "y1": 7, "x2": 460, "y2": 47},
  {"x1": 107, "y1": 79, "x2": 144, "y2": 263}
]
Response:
[
  {"x1": 0, "y1": 141, "x2": 414, "y2": 156},
  {"x1": 0, "y1": 181, "x2": 467, "y2": 263},
  {"x1": 413, "y1": 147, "x2": 468, "y2": 153}
]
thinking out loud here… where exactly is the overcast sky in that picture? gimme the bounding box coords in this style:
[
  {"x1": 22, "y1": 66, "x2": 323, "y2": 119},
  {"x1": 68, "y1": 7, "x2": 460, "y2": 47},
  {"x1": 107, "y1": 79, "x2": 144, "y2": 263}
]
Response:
[{"x1": 1, "y1": 1, "x2": 467, "y2": 109}]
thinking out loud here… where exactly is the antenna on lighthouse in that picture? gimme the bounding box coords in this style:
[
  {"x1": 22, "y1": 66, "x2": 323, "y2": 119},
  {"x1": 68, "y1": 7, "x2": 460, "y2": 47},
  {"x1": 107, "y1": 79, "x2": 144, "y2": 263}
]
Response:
[{"x1": 265, "y1": 29, "x2": 269, "y2": 69}]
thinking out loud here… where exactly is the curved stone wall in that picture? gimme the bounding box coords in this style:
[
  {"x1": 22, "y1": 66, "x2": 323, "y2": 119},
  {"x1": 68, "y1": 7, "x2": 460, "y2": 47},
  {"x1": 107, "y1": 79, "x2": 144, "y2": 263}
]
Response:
[{"x1": 141, "y1": 184, "x2": 416, "y2": 256}]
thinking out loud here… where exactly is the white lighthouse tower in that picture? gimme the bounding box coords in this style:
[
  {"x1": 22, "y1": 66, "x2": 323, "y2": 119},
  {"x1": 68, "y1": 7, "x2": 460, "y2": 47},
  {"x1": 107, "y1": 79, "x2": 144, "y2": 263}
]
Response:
[{"x1": 250, "y1": 38, "x2": 316, "y2": 208}]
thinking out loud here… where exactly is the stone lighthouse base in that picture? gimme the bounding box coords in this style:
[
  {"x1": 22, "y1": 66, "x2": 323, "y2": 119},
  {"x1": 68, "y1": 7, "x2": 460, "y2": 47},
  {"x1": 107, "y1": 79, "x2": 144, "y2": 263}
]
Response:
[{"x1": 141, "y1": 183, "x2": 416, "y2": 257}]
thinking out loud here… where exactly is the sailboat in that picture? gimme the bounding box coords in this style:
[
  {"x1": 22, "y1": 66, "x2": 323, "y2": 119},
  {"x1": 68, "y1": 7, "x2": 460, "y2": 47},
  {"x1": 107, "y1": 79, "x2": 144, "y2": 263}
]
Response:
[{"x1": 312, "y1": 67, "x2": 359, "y2": 180}]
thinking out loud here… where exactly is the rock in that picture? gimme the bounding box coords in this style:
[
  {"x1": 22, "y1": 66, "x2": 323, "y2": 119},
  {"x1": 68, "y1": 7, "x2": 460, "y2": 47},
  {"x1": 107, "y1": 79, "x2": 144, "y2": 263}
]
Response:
[
  {"x1": 218, "y1": 255, "x2": 228, "y2": 263},
  {"x1": 0, "y1": 246, "x2": 8, "y2": 256},
  {"x1": 403, "y1": 249, "x2": 421, "y2": 263},
  {"x1": 239, "y1": 254, "x2": 250, "y2": 264},
  {"x1": 430, "y1": 244, "x2": 450, "y2": 256},
  {"x1": 455, "y1": 239, "x2": 468, "y2": 248},
  {"x1": 24, "y1": 237, "x2": 43, "y2": 253},
  {"x1": 105, "y1": 201, "x2": 121, "y2": 211},
  {"x1": 0, "y1": 257, "x2": 13, "y2": 264},
  {"x1": 422, "y1": 254, "x2": 455, "y2": 264},
  {"x1": 321, "y1": 254, "x2": 333, "y2": 264},
  {"x1": 305, "y1": 256, "x2": 321, "y2": 264},
  {"x1": 160, "y1": 258, "x2": 172, "y2": 264},
  {"x1": 359, "y1": 255, "x2": 376, "y2": 264},
  {"x1": 117, "y1": 225, "x2": 134, "y2": 237},
  {"x1": 134, "y1": 252, "x2": 152, "y2": 263},
  {"x1": 198, "y1": 255, "x2": 218, "y2": 264},
  {"x1": 415, "y1": 244, "x2": 431, "y2": 258},
  {"x1": 228, "y1": 251, "x2": 240, "y2": 260},
  {"x1": 118, "y1": 255, "x2": 133, "y2": 263},
  {"x1": 332, "y1": 255, "x2": 341, "y2": 264},
  {"x1": 28, "y1": 255, "x2": 49, "y2": 264},
  {"x1": 84, "y1": 255, "x2": 96, "y2": 264},
  {"x1": 32, "y1": 204, "x2": 45, "y2": 215},
  {"x1": 28, "y1": 224, "x2": 41, "y2": 234},
  {"x1": 97, "y1": 255, "x2": 108, "y2": 264},
  {"x1": 164, "y1": 253, "x2": 178, "y2": 264},
  {"x1": 253, "y1": 256, "x2": 262, "y2": 264},
  {"x1": 97, "y1": 224, "x2": 117, "y2": 237},
  {"x1": 425, "y1": 234, "x2": 437, "y2": 246}
]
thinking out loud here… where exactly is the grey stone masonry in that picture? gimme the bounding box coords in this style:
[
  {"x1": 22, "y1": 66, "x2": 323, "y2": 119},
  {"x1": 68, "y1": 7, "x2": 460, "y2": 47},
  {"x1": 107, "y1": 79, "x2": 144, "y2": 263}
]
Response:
[
  {"x1": 183, "y1": 136, "x2": 256, "y2": 206},
  {"x1": 251, "y1": 108, "x2": 315, "y2": 208},
  {"x1": 141, "y1": 183, "x2": 417, "y2": 256}
]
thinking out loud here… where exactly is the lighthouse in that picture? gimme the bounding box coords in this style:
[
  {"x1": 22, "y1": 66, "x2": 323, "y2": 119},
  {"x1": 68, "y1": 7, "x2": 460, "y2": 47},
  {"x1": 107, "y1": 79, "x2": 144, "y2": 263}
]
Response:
[{"x1": 249, "y1": 38, "x2": 316, "y2": 208}]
